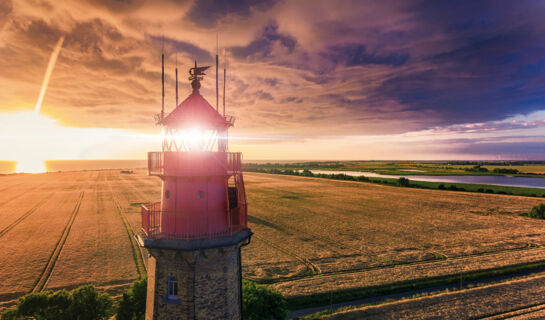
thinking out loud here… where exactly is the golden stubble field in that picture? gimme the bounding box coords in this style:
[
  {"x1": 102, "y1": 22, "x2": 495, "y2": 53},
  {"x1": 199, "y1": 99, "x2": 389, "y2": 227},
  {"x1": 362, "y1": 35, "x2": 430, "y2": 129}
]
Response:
[{"x1": 0, "y1": 169, "x2": 543, "y2": 308}]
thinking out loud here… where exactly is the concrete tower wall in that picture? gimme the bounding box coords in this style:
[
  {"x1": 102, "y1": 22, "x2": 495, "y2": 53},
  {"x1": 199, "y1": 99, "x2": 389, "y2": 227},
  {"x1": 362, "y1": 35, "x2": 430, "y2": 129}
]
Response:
[{"x1": 145, "y1": 242, "x2": 243, "y2": 320}]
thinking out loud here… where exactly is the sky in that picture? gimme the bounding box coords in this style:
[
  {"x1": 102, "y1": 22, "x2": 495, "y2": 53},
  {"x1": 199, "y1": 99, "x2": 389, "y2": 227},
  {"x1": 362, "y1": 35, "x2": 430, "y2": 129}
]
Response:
[{"x1": 0, "y1": 0, "x2": 544, "y2": 161}]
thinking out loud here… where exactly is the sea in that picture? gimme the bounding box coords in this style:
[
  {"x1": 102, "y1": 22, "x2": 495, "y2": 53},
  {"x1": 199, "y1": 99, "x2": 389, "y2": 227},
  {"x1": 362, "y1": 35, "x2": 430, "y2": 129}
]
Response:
[{"x1": 0, "y1": 160, "x2": 147, "y2": 175}]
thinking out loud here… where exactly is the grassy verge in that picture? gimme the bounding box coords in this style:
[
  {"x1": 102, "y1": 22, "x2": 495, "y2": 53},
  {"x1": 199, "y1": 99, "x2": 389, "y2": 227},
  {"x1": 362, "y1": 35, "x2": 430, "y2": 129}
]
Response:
[
  {"x1": 245, "y1": 169, "x2": 545, "y2": 198},
  {"x1": 286, "y1": 260, "x2": 545, "y2": 311},
  {"x1": 243, "y1": 161, "x2": 545, "y2": 178}
]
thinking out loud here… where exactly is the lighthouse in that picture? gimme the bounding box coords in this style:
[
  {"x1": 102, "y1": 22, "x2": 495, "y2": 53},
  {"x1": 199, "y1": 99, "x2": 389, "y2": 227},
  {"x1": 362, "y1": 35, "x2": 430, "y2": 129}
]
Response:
[{"x1": 138, "y1": 61, "x2": 251, "y2": 320}]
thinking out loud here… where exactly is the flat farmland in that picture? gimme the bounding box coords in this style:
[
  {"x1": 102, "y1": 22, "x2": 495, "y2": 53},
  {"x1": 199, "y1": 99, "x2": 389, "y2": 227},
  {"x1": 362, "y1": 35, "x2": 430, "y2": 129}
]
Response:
[
  {"x1": 319, "y1": 273, "x2": 545, "y2": 319},
  {"x1": 243, "y1": 174, "x2": 544, "y2": 297},
  {"x1": 0, "y1": 169, "x2": 544, "y2": 310}
]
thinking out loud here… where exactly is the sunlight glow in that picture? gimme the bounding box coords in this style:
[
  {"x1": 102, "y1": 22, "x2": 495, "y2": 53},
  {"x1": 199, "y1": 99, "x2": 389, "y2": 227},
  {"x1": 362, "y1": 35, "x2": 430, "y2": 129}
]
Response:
[
  {"x1": 15, "y1": 158, "x2": 46, "y2": 173},
  {"x1": 165, "y1": 127, "x2": 217, "y2": 151},
  {"x1": 0, "y1": 111, "x2": 160, "y2": 173},
  {"x1": 186, "y1": 128, "x2": 209, "y2": 151}
]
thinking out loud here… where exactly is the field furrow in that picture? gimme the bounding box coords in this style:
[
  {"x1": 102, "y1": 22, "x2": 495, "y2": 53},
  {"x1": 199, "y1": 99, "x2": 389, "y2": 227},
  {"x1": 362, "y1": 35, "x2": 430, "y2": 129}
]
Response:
[
  {"x1": 321, "y1": 274, "x2": 545, "y2": 319},
  {"x1": 0, "y1": 188, "x2": 83, "y2": 299},
  {"x1": 33, "y1": 191, "x2": 85, "y2": 292},
  {"x1": 103, "y1": 171, "x2": 147, "y2": 277},
  {"x1": 45, "y1": 171, "x2": 139, "y2": 290}
]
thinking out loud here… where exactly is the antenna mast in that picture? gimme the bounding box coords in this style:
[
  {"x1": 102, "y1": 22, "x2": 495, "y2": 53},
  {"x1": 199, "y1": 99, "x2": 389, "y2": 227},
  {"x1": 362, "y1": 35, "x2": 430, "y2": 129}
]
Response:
[
  {"x1": 216, "y1": 33, "x2": 219, "y2": 112},
  {"x1": 175, "y1": 53, "x2": 178, "y2": 106},
  {"x1": 216, "y1": 54, "x2": 219, "y2": 112},
  {"x1": 223, "y1": 67, "x2": 226, "y2": 117},
  {"x1": 161, "y1": 39, "x2": 165, "y2": 120}
]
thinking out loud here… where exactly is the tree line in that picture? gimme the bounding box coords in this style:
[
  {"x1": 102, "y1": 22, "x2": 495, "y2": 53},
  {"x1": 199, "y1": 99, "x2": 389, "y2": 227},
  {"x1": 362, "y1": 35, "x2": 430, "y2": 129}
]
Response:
[{"x1": 1, "y1": 278, "x2": 287, "y2": 320}]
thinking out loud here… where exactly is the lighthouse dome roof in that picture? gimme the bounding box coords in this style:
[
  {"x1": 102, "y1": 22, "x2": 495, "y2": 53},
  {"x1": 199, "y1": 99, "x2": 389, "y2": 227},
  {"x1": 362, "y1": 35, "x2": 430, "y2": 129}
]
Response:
[{"x1": 160, "y1": 92, "x2": 229, "y2": 128}]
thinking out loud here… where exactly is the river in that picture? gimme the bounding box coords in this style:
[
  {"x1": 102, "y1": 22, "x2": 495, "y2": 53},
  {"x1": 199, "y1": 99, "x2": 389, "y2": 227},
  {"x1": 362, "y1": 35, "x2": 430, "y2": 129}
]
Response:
[{"x1": 309, "y1": 170, "x2": 545, "y2": 189}]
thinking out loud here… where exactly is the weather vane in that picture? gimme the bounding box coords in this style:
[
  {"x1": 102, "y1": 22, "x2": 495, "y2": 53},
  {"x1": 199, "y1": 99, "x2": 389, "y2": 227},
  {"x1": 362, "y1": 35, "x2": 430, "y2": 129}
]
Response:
[
  {"x1": 188, "y1": 60, "x2": 210, "y2": 92},
  {"x1": 189, "y1": 60, "x2": 210, "y2": 81}
]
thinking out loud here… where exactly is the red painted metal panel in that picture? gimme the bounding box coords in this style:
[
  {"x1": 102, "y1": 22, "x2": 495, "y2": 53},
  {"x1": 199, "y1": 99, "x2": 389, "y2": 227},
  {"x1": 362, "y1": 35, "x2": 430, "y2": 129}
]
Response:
[
  {"x1": 141, "y1": 174, "x2": 248, "y2": 240},
  {"x1": 143, "y1": 89, "x2": 248, "y2": 241}
]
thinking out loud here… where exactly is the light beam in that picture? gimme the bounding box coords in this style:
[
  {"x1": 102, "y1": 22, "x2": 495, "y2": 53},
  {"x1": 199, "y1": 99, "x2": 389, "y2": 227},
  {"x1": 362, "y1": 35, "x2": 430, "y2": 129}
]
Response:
[{"x1": 34, "y1": 36, "x2": 64, "y2": 115}]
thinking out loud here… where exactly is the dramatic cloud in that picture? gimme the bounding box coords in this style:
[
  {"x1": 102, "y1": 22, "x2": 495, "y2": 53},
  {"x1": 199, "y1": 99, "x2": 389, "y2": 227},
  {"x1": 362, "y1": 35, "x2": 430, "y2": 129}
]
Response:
[
  {"x1": 0, "y1": 0, "x2": 544, "y2": 159},
  {"x1": 231, "y1": 21, "x2": 296, "y2": 59},
  {"x1": 321, "y1": 44, "x2": 409, "y2": 67},
  {"x1": 186, "y1": 0, "x2": 278, "y2": 28}
]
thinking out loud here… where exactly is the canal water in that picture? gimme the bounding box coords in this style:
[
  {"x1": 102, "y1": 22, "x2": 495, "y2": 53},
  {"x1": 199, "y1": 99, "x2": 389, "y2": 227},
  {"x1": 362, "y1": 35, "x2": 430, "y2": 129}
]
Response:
[{"x1": 309, "y1": 170, "x2": 545, "y2": 189}]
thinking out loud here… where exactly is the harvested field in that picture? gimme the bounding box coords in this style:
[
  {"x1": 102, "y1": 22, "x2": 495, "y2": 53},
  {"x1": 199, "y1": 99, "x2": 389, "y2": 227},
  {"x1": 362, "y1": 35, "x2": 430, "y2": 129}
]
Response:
[
  {"x1": 0, "y1": 169, "x2": 543, "y2": 310},
  {"x1": 319, "y1": 273, "x2": 545, "y2": 319},
  {"x1": 243, "y1": 174, "x2": 544, "y2": 285},
  {"x1": 45, "y1": 172, "x2": 139, "y2": 291}
]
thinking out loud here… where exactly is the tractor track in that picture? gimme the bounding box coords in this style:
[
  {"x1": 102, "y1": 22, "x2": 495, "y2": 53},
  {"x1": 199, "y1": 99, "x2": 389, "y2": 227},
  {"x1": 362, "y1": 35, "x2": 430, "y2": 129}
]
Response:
[
  {"x1": 114, "y1": 173, "x2": 156, "y2": 274},
  {"x1": 104, "y1": 172, "x2": 146, "y2": 278},
  {"x1": 31, "y1": 191, "x2": 84, "y2": 292},
  {"x1": 255, "y1": 245, "x2": 545, "y2": 285},
  {"x1": 250, "y1": 227, "x2": 545, "y2": 284},
  {"x1": 252, "y1": 234, "x2": 321, "y2": 278},
  {"x1": 0, "y1": 193, "x2": 53, "y2": 238},
  {"x1": 248, "y1": 215, "x2": 393, "y2": 267},
  {"x1": 479, "y1": 302, "x2": 545, "y2": 320}
]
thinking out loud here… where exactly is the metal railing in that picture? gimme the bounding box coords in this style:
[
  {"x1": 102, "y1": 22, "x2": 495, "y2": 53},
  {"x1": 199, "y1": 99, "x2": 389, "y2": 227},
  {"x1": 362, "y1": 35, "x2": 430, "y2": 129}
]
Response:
[
  {"x1": 148, "y1": 151, "x2": 242, "y2": 176},
  {"x1": 141, "y1": 203, "x2": 247, "y2": 241},
  {"x1": 227, "y1": 152, "x2": 242, "y2": 172}
]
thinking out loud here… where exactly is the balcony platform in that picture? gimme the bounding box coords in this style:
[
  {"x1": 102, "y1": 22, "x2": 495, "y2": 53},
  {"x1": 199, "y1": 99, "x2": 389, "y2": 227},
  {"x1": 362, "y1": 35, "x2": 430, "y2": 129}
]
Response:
[
  {"x1": 148, "y1": 151, "x2": 242, "y2": 177},
  {"x1": 136, "y1": 229, "x2": 252, "y2": 251}
]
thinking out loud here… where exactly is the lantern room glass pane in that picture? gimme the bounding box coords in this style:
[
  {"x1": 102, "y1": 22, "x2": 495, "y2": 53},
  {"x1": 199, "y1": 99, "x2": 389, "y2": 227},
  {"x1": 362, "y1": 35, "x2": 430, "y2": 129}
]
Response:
[{"x1": 162, "y1": 128, "x2": 218, "y2": 152}]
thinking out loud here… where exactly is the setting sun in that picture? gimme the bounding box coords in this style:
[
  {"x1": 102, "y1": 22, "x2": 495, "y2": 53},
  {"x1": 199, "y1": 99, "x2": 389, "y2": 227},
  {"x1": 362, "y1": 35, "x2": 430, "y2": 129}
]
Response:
[{"x1": 0, "y1": 111, "x2": 159, "y2": 172}]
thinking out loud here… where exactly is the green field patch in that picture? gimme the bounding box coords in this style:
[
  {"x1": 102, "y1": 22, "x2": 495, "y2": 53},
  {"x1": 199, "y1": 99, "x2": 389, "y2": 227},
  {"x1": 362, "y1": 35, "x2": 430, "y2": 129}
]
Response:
[{"x1": 130, "y1": 202, "x2": 147, "y2": 207}]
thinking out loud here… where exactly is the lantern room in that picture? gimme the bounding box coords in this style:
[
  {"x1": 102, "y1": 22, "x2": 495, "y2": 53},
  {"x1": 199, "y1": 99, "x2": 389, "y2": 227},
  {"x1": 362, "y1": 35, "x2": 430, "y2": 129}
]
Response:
[{"x1": 142, "y1": 62, "x2": 248, "y2": 242}]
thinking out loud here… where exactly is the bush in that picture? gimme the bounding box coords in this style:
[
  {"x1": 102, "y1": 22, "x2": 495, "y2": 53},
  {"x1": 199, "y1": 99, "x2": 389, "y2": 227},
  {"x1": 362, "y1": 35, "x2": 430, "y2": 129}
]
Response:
[
  {"x1": 465, "y1": 165, "x2": 489, "y2": 172},
  {"x1": 448, "y1": 185, "x2": 458, "y2": 191},
  {"x1": 526, "y1": 204, "x2": 545, "y2": 219},
  {"x1": 242, "y1": 280, "x2": 287, "y2": 320},
  {"x1": 485, "y1": 189, "x2": 494, "y2": 193},
  {"x1": 356, "y1": 176, "x2": 369, "y2": 182},
  {"x1": 397, "y1": 177, "x2": 410, "y2": 187},
  {"x1": 438, "y1": 184, "x2": 446, "y2": 190},
  {"x1": 1, "y1": 285, "x2": 113, "y2": 320},
  {"x1": 493, "y1": 168, "x2": 519, "y2": 174},
  {"x1": 477, "y1": 188, "x2": 484, "y2": 192},
  {"x1": 117, "y1": 277, "x2": 147, "y2": 320},
  {"x1": 300, "y1": 169, "x2": 314, "y2": 177}
]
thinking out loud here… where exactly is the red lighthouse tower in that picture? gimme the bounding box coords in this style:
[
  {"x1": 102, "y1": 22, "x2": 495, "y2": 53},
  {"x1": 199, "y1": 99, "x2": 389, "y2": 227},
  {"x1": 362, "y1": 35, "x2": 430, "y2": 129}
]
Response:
[{"x1": 138, "y1": 62, "x2": 251, "y2": 320}]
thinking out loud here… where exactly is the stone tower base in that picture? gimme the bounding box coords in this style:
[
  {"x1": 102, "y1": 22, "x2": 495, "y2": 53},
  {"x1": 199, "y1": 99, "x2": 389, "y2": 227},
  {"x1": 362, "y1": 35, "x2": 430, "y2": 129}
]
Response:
[{"x1": 143, "y1": 234, "x2": 250, "y2": 320}]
